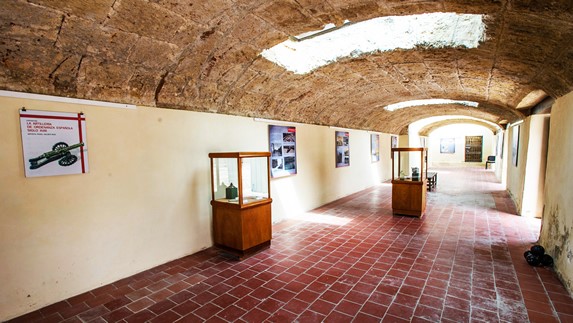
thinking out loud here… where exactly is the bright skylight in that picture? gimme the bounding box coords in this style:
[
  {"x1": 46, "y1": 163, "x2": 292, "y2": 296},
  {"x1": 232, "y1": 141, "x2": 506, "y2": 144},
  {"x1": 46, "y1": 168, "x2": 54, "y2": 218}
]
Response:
[
  {"x1": 261, "y1": 13, "x2": 486, "y2": 74},
  {"x1": 384, "y1": 99, "x2": 479, "y2": 112}
]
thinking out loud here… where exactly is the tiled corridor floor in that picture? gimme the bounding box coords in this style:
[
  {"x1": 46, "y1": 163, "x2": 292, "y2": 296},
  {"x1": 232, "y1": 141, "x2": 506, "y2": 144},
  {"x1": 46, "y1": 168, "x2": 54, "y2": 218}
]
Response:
[{"x1": 9, "y1": 167, "x2": 573, "y2": 322}]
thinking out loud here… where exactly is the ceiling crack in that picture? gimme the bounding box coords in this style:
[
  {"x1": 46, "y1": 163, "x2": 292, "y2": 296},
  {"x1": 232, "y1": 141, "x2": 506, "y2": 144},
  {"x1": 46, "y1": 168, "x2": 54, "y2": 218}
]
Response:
[
  {"x1": 49, "y1": 55, "x2": 71, "y2": 79},
  {"x1": 154, "y1": 71, "x2": 169, "y2": 106},
  {"x1": 75, "y1": 55, "x2": 84, "y2": 79},
  {"x1": 53, "y1": 15, "x2": 66, "y2": 47},
  {"x1": 221, "y1": 55, "x2": 260, "y2": 107},
  {"x1": 456, "y1": 59, "x2": 466, "y2": 95},
  {"x1": 486, "y1": 1, "x2": 509, "y2": 102}
]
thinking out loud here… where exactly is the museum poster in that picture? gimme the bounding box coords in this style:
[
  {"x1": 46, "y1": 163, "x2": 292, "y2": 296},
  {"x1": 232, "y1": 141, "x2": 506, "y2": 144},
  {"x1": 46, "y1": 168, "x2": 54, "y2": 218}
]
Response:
[
  {"x1": 335, "y1": 131, "x2": 350, "y2": 167},
  {"x1": 269, "y1": 125, "x2": 296, "y2": 178},
  {"x1": 391, "y1": 135, "x2": 398, "y2": 158},
  {"x1": 20, "y1": 109, "x2": 89, "y2": 178},
  {"x1": 371, "y1": 133, "x2": 380, "y2": 162},
  {"x1": 440, "y1": 138, "x2": 455, "y2": 154}
]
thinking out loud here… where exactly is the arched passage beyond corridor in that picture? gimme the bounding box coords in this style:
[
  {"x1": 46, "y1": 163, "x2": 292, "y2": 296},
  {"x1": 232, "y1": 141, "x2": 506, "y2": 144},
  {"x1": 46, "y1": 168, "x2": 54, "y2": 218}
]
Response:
[{"x1": 8, "y1": 167, "x2": 572, "y2": 322}]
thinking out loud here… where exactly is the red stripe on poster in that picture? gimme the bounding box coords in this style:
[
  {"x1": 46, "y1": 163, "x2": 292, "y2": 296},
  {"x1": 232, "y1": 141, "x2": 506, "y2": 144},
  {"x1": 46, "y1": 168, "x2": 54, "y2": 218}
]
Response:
[
  {"x1": 77, "y1": 113, "x2": 86, "y2": 173},
  {"x1": 20, "y1": 114, "x2": 86, "y2": 121}
]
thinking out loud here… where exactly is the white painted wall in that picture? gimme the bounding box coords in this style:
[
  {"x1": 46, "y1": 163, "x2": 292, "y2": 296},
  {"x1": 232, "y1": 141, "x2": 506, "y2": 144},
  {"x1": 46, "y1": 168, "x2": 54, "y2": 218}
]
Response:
[
  {"x1": 506, "y1": 115, "x2": 550, "y2": 218},
  {"x1": 539, "y1": 91, "x2": 573, "y2": 296},
  {"x1": 494, "y1": 130, "x2": 508, "y2": 185},
  {"x1": 521, "y1": 115, "x2": 549, "y2": 218},
  {"x1": 506, "y1": 121, "x2": 528, "y2": 213},
  {"x1": 426, "y1": 124, "x2": 495, "y2": 167},
  {"x1": 0, "y1": 94, "x2": 392, "y2": 320}
]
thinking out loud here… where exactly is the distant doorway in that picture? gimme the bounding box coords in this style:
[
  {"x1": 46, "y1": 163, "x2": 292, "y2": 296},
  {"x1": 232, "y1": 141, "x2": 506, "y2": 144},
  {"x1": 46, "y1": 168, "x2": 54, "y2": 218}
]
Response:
[{"x1": 465, "y1": 136, "x2": 483, "y2": 162}]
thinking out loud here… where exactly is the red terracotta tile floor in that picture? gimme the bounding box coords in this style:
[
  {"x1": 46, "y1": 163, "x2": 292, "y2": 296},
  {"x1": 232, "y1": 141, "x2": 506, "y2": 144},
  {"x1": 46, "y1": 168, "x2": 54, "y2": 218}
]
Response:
[{"x1": 8, "y1": 166, "x2": 573, "y2": 322}]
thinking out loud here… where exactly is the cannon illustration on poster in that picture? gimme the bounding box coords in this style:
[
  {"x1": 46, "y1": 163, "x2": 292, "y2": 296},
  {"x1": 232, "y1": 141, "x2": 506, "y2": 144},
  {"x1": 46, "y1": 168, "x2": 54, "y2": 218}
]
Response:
[{"x1": 28, "y1": 142, "x2": 84, "y2": 170}]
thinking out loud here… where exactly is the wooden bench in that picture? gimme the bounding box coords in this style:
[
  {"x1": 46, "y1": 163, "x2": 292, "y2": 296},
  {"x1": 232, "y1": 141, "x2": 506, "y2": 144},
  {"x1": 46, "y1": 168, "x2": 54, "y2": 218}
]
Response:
[{"x1": 427, "y1": 172, "x2": 437, "y2": 191}]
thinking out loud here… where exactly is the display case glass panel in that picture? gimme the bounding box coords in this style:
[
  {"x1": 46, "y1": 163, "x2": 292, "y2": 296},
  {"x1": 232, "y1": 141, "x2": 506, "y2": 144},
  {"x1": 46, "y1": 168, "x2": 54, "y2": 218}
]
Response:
[
  {"x1": 241, "y1": 156, "x2": 269, "y2": 204},
  {"x1": 212, "y1": 157, "x2": 239, "y2": 201},
  {"x1": 391, "y1": 148, "x2": 427, "y2": 182},
  {"x1": 209, "y1": 152, "x2": 271, "y2": 206}
]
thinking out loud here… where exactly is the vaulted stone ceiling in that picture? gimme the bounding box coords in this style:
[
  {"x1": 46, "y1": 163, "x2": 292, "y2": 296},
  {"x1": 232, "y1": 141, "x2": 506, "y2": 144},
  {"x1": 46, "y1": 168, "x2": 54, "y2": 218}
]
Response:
[
  {"x1": 2, "y1": 0, "x2": 572, "y2": 134},
  {"x1": 416, "y1": 119, "x2": 499, "y2": 136}
]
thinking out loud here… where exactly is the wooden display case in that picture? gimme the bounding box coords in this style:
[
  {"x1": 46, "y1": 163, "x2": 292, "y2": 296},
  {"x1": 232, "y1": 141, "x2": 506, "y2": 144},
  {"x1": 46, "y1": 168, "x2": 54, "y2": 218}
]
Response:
[
  {"x1": 391, "y1": 147, "x2": 428, "y2": 218},
  {"x1": 209, "y1": 152, "x2": 272, "y2": 259}
]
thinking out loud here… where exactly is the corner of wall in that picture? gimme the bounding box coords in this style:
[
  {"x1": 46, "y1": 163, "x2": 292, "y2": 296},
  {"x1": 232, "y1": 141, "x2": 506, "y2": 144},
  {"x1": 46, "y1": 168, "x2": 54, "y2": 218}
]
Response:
[{"x1": 539, "y1": 91, "x2": 573, "y2": 298}]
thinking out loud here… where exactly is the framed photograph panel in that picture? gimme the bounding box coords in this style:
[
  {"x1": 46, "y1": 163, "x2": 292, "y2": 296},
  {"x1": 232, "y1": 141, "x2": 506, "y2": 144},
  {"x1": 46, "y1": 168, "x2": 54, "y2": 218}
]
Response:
[
  {"x1": 269, "y1": 125, "x2": 297, "y2": 178},
  {"x1": 20, "y1": 109, "x2": 89, "y2": 178},
  {"x1": 371, "y1": 134, "x2": 380, "y2": 162},
  {"x1": 391, "y1": 135, "x2": 398, "y2": 158},
  {"x1": 335, "y1": 131, "x2": 350, "y2": 167},
  {"x1": 512, "y1": 125, "x2": 520, "y2": 167},
  {"x1": 440, "y1": 138, "x2": 455, "y2": 154}
]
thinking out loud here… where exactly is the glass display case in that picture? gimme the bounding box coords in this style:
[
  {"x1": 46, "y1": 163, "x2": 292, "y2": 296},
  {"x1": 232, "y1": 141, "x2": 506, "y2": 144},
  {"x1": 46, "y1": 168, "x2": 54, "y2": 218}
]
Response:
[
  {"x1": 211, "y1": 153, "x2": 270, "y2": 205},
  {"x1": 391, "y1": 147, "x2": 428, "y2": 218},
  {"x1": 209, "y1": 152, "x2": 272, "y2": 259}
]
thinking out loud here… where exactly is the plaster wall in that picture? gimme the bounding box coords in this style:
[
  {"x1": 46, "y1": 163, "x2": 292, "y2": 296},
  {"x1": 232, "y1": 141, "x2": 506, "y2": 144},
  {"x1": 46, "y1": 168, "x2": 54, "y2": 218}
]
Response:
[
  {"x1": 539, "y1": 91, "x2": 573, "y2": 296},
  {"x1": 506, "y1": 120, "x2": 529, "y2": 214},
  {"x1": 521, "y1": 115, "x2": 549, "y2": 218},
  {"x1": 0, "y1": 94, "x2": 392, "y2": 320},
  {"x1": 427, "y1": 124, "x2": 494, "y2": 166},
  {"x1": 494, "y1": 130, "x2": 508, "y2": 185},
  {"x1": 506, "y1": 115, "x2": 549, "y2": 218}
]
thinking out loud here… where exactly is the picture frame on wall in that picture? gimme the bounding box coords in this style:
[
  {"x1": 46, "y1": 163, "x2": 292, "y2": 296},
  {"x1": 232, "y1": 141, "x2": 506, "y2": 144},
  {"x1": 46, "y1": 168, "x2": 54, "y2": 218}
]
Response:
[
  {"x1": 391, "y1": 135, "x2": 398, "y2": 158},
  {"x1": 512, "y1": 125, "x2": 520, "y2": 167},
  {"x1": 20, "y1": 109, "x2": 89, "y2": 178},
  {"x1": 269, "y1": 125, "x2": 297, "y2": 178},
  {"x1": 496, "y1": 133, "x2": 503, "y2": 158},
  {"x1": 335, "y1": 131, "x2": 350, "y2": 167},
  {"x1": 500, "y1": 132, "x2": 505, "y2": 159},
  {"x1": 440, "y1": 138, "x2": 455, "y2": 154},
  {"x1": 371, "y1": 134, "x2": 380, "y2": 162}
]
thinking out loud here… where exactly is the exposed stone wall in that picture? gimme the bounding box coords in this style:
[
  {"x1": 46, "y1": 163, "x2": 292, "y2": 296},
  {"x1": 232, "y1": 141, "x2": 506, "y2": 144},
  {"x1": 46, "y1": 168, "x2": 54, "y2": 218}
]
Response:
[{"x1": 3, "y1": 1, "x2": 573, "y2": 133}]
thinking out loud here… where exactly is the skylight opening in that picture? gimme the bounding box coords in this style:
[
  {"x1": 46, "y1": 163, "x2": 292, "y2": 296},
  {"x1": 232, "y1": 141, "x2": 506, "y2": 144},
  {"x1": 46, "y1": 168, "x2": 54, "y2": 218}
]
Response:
[
  {"x1": 384, "y1": 99, "x2": 479, "y2": 112},
  {"x1": 261, "y1": 12, "x2": 486, "y2": 74}
]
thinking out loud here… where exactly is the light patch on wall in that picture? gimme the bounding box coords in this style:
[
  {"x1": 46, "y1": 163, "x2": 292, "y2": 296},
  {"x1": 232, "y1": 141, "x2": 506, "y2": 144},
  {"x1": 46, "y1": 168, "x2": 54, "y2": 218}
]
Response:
[
  {"x1": 261, "y1": 12, "x2": 486, "y2": 74},
  {"x1": 384, "y1": 99, "x2": 479, "y2": 112}
]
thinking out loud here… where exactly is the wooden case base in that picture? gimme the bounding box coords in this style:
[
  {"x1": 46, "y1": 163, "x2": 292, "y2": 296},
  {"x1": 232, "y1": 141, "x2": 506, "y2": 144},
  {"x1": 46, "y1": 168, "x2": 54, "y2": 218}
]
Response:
[
  {"x1": 215, "y1": 241, "x2": 271, "y2": 260},
  {"x1": 212, "y1": 200, "x2": 272, "y2": 260},
  {"x1": 391, "y1": 179, "x2": 427, "y2": 218}
]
